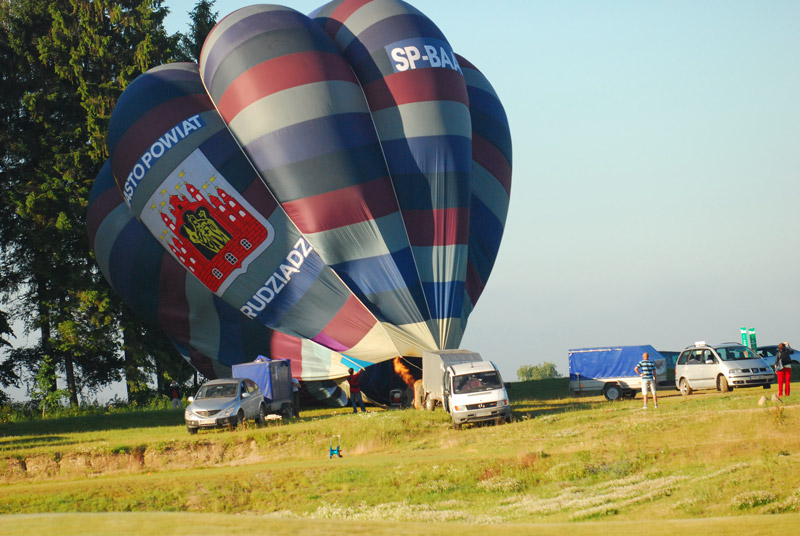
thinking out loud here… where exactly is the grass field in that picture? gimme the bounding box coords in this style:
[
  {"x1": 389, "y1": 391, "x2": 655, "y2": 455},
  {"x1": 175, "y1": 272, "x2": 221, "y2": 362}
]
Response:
[{"x1": 1, "y1": 378, "x2": 798, "y2": 534}]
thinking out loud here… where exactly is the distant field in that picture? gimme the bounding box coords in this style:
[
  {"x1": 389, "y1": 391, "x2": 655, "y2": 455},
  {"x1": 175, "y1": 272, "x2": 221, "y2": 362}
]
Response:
[{"x1": 1, "y1": 378, "x2": 799, "y2": 532}]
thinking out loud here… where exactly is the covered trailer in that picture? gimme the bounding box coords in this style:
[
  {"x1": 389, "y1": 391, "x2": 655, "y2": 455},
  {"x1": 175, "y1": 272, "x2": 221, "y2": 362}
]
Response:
[
  {"x1": 232, "y1": 357, "x2": 295, "y2": 418},
  {"x1": 568, "y1": 345, "x2": 667, "y2": 401}
]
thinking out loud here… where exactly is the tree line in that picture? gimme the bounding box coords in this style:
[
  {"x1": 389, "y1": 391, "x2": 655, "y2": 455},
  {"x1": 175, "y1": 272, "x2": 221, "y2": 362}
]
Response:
[
  {"x1": 0, "y1": 0, "x2": 219, "y2": 408},
  {"x1": 517, "y1": 362, "x2": 562, "y2": 382}
]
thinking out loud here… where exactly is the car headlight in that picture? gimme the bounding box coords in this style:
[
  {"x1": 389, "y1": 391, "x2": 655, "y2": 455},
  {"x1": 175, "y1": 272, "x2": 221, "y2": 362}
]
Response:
[
  {"x1": 728, "y1": 369, "x2": 742, "y2": 374},
  {"x1": 184, "y1": 409, "x2": 192, "y2": 419},
  {"x1": 220, "y1": 406, "x2": 235, "y2": 417}
]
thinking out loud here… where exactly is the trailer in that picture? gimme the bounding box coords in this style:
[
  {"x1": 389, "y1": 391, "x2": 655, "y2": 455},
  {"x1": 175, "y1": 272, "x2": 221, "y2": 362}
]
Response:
[
  {"x1": 568, "y1": 345, "x2": 667, "y2": 401},
  {"x1": 232, "y1": 357, "x2": 296, "y2": 418}
]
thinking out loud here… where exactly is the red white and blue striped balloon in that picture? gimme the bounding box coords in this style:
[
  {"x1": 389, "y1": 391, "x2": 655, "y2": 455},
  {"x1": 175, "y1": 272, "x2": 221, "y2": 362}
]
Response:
[{"x1": 88, "y1": 0, "x2": 512, "y2": 382}]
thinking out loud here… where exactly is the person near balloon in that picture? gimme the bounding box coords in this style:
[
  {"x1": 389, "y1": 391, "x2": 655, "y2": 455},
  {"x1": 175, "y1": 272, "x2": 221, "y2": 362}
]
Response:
[
  {"x1": 775, "y1": 342, "x2": 792, "y2": 399},
  {"x1": 347, "y1": 368, "x2": 366, "y2": 413},
  {"x1": 168, "y1": 380, "x2": 181, "y2": 409}
]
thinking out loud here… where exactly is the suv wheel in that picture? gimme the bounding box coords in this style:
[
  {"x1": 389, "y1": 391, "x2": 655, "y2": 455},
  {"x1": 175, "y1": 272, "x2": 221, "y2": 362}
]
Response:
[
  {"x1": 235, "y1": 409, "x2": 244, "y2": 429},
  {"x1": 256, "y1": 403, "x2": 266, "y2": 426},
  {"x1": 679, "y1": 378, "x2": 692, "y2": 396}
]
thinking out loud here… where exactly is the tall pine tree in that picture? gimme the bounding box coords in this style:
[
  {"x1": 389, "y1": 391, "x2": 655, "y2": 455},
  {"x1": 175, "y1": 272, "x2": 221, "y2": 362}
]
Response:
[
  {"x1": 177, "y1": 0, "x2": 218, "y2": 62},
  {"x1": 0, "y1": 0, "x2": 181, "y2": 407}
]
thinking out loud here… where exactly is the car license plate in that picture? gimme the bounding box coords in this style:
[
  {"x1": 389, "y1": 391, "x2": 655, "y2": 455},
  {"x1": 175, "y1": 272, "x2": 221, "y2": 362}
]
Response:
[
  {"x1": 477, "y1": 410, "x2": 492, "y2": 417},
  {"x1": 753, "y1": 375, "x2": 769, "y2": 380},
  {"x1": 200, "y1": 418, "x2": 216, "y2": 425}
]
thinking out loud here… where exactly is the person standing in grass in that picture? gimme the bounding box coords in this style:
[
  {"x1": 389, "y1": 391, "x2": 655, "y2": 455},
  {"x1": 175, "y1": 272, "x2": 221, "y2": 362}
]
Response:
[
  {"x1": 347, "y1": 368, "x2": 366, "y2": 413},
  {"x1": 169, "y1": 380, "x2": 181, "y2": 409},
  {"x1": 776, "y1": 342, "x2": 792, "y2": 399},
  {"x1": 635, "y1": 352, "x2": 658, "y2": 409}
]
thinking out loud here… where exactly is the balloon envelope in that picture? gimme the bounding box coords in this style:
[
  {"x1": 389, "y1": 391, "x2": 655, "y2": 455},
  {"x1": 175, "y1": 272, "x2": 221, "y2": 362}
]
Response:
[{"x1": 88, "y1": 1, "x2": 512, "y2": 386}]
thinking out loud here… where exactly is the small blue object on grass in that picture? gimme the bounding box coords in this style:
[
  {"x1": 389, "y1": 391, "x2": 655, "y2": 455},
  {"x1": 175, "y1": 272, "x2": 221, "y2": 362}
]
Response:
[{"x1": 329, "y1": 434, "x2": 343, "y2": 458}]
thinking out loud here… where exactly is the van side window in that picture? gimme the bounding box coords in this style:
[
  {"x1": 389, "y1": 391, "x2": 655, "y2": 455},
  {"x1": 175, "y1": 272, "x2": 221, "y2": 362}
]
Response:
[{"x1": 677, "y1": 352, "x2": 689, "y2": 365}]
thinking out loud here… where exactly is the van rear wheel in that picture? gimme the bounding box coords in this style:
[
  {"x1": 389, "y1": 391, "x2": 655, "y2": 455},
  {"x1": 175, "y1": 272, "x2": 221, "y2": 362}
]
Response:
[
  {"x1": 425, "y1": 397, "x2": 435, "y2": 411},
  {"x1": 679, "y1": 378, "x2": 692, "y2": 396}
]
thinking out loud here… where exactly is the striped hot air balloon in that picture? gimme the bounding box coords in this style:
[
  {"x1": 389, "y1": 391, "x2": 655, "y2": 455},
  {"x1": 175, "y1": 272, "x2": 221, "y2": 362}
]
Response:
[{"x1": 87, "y1": 1, "x2": 512, "y2": 395}]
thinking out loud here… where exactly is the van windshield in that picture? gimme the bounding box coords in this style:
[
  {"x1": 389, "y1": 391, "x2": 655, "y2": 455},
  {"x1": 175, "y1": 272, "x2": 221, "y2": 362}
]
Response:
[
  {"x1": 715, "y1": 345, "x2": 759, "y2": 361},
  {"x1": 453, "y1": 371, "x2": 502, "y2": 394}
]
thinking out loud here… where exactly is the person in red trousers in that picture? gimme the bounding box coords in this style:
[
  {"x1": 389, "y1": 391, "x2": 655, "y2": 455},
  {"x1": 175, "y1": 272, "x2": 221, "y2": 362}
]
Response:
[{"x1": 775, "y1": 342, "x2": 792, "y2": 399}]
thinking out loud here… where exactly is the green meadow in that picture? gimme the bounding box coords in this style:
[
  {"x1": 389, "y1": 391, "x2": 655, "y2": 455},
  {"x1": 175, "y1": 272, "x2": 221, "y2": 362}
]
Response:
[{"x1": 1, "y1": 378, "x2": 798, "y2": 534}]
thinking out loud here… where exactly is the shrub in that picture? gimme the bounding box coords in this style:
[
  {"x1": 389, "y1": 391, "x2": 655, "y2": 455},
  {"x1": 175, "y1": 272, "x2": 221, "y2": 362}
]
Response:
[
  {"x1": 477, "y1": 476, "x2": 522, "y2": 493},
  {"x1": 732, "y1": 490, "x2": 776, "y2": 510},
  {"x1": 517, "y1": 362, "x2": 562, "y2": 381}
]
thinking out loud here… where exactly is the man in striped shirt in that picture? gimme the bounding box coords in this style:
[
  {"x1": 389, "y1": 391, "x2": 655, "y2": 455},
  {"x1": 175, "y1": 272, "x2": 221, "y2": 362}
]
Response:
[{"x1": 635, "y1": 352, "x2": 658, "y2": 409}]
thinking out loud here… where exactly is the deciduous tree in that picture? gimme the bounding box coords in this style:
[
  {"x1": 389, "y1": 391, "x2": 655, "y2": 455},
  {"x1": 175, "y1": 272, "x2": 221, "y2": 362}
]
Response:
[{"x1": 517, "y1": 362, "x2": 562, "y2": 381}]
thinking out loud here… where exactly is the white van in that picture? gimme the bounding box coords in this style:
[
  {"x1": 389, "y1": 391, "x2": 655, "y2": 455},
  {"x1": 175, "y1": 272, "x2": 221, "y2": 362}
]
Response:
[
  {"x1": 421, "y1": 350, "x2": 511, "y2": 429},
  {"x1": 675, "y1": 342, "x2": 774, "y2": 395},
  {"x1": 445, "y1": 360, "x2": 511, "y2": 429}
]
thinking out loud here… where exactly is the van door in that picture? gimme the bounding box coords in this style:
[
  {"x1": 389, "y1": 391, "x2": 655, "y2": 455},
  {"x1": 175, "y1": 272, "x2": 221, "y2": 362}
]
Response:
[
  {"x1": 682, "y1": 349, "x2": 706, "y2": 389},
  {"x1": 694, "y1": 349, "x2": 718, "y2": 388},
  {"x1": 676, "y1": 351, "x2": 689, "y2": 388}
]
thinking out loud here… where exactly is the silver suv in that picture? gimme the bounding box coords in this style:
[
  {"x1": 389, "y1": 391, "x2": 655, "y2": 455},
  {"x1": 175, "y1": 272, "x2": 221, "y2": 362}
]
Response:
[
  {"x1": 185, "y1": 378, "x2": 267, "y2": 434},
  {"x1": 675, "y1": 342, "x2": 774, "y2": 395}
]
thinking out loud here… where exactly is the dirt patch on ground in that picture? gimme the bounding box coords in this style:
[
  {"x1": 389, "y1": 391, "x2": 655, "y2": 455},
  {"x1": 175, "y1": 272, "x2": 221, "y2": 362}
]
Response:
[{"x1": 0, "y1": 438, "x2": 269, "y2": 483}]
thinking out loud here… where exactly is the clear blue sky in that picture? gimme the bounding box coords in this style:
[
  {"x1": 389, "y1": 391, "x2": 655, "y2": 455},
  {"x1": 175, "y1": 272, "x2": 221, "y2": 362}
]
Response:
[
  {"x1": 6, "y1": 1, "x2": 795, "y2": 403},
  {"x1": 164, "y1": 0, "x2": 800, "y2": 381}
]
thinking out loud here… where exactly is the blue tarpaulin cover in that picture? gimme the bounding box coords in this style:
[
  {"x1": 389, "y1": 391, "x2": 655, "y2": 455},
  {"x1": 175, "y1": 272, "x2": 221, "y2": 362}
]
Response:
[
  {"x1": 232, "y1": 357, "x2": 292, "y2": 403},
  {"x1": 568, "y1": 345, "x2": 665, "y2": 381}
]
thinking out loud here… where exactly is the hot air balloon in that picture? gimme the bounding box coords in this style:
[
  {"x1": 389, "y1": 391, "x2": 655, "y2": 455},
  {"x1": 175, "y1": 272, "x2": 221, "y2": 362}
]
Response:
[
  {"x1": 87, "y1": 0, "x2": 512, "y2": 400},
  {"x1": 88, "y1": 160, "x2": 353, "y2": 405},
  {"x1": 311, "y1": 0, "x2": 473, "y2": 349}
]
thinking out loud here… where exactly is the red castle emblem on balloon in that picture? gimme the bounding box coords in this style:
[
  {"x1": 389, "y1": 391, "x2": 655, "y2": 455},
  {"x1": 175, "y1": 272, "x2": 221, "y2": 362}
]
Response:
[{"x1": 161, "y1": 182, "x2": 268, "y2": 292}]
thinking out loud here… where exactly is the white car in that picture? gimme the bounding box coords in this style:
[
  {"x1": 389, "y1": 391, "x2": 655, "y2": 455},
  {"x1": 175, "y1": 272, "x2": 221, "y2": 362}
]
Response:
[
  {"x1": 675, "y1": 342, "x2": 774, "y2": 395},
  {"x1": 184, "y1": 378, "x2": 267, "y2": 434}
]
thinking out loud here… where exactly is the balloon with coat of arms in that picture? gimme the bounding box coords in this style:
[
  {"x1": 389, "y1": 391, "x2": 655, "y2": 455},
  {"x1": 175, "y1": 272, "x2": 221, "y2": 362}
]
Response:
[{"x1": 87, "y1": 0, "x2": 512, "y2": 395}]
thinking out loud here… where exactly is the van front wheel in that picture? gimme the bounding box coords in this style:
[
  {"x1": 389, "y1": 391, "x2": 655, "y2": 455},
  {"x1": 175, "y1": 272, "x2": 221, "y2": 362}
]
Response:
[
  {"x1": 679, "y1": 378, "x2": 692, "y2": 396},
  {"x1": 718, "y1": 375, "x2": 731, "y2": 393}
]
